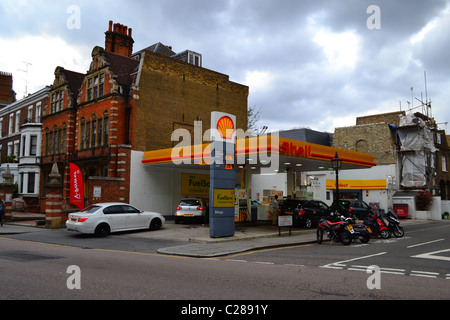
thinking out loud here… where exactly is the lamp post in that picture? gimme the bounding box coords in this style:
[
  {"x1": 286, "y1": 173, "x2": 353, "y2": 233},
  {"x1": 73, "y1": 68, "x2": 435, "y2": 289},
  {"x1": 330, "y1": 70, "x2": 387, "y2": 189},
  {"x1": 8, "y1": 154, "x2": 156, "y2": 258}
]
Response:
[{"x1": 331, "y1": 152, "x2": 343, "y2": 201}]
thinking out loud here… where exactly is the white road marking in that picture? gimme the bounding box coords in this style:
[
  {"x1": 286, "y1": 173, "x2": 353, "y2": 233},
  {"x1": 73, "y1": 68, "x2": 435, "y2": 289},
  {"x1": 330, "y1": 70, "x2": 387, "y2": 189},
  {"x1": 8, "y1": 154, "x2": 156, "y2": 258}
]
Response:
[
  {"x1": 411, "y1": 249, "x2": 450, "y2": 262},
  {"x1": 410, "y1": 271, "x2": 439, "y2": 278},
  {"x1": 407, "y1": 239, "x2": 445, "y2": 248}
]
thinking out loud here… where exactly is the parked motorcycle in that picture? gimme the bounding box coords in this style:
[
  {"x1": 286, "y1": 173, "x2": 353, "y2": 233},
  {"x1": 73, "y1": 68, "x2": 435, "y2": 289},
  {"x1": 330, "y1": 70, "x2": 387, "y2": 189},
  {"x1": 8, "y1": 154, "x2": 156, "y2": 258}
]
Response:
[
  {"x1": 343, "y1": 216, "x2": 371, "y2": 243},
  {"x1": 385, "y1": 210, "x2": 404, "y2": 237},
  {"x1": 317, "y1": 215, "x2": 352, "y2": 245},
  {"x1": 363, "y1": 210, "x2": 404, "y2": 238}
]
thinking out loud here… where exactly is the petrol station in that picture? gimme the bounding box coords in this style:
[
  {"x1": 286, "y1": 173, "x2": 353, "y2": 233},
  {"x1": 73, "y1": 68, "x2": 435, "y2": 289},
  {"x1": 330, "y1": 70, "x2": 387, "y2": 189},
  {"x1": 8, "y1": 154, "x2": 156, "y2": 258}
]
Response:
[{"x1": 137, "y1": 112, "x2": 376, "y2": 237}]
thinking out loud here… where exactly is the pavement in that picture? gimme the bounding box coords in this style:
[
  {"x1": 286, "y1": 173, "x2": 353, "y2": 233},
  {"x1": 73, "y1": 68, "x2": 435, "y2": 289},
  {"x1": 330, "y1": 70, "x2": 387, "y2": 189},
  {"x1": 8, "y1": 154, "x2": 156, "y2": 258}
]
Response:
[{"x1": 0, "y1": 217, "x2": 438, "y2": 258}]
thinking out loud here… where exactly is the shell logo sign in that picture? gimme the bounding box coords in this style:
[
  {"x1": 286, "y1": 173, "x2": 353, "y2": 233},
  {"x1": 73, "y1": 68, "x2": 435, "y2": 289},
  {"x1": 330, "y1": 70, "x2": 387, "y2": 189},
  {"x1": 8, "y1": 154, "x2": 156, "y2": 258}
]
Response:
[
  {"x1": 217, "y1": 116, "x2": 235, "y2": 140},
  {"x1": 211, "y1": 111, "x2": 236, "y2": 143}
]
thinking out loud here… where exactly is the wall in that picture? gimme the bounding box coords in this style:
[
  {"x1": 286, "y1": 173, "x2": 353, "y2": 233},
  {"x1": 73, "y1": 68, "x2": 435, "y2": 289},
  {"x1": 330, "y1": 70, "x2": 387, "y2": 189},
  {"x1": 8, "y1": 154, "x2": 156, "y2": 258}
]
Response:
[
  {"x1": 134, "y1": 51, "x2": 248, "y2": 152},
  {"x1": 333, "y1": 123, "x2": 396, "y2": 165}
]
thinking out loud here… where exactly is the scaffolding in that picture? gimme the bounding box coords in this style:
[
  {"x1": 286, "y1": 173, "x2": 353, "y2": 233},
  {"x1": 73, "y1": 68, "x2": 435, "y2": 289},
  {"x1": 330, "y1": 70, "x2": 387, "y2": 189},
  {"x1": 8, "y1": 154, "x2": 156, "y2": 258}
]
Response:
[{"x1": 397, "y1": 113, "x2": 436, "y2": 189}]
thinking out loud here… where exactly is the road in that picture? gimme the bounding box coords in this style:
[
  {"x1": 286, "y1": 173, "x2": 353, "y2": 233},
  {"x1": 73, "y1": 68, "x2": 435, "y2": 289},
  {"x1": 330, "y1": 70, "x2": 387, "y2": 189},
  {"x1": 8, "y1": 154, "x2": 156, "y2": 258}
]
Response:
[{"x1": 0, "y1": 221, "x2": 448, "y2": 306}]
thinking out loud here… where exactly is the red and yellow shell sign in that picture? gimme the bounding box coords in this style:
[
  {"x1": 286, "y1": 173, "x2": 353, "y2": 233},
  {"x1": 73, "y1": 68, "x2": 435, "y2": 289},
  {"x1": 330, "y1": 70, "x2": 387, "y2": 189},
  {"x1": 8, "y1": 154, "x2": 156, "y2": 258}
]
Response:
[
  {"x1": 211, "y1": 111, "x2": 236, "y2": 142},
  {"x1": 217, "y1": 116, "x2": 235, "y2": 140}
]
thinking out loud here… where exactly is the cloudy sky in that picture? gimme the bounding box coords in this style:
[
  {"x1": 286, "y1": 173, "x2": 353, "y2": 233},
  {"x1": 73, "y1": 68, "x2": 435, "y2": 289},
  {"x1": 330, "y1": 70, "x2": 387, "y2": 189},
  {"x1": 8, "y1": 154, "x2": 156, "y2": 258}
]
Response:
[{"x1": 1, "y1": 0, "x2": 449, "y2": 133}]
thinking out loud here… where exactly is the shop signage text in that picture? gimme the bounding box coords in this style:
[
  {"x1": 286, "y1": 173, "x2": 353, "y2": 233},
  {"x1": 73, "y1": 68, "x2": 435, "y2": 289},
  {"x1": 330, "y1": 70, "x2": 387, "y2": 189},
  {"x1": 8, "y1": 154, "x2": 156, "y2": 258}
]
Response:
[
  {"x1": 213, "y1": 189, "x2": 235, "y2": 207},
  {"x1": 181, "y1": 173, "x2": 210, "y2": 195},
  {"x1": 280, "y1": 141, "x2": 312, "y2": 158}
]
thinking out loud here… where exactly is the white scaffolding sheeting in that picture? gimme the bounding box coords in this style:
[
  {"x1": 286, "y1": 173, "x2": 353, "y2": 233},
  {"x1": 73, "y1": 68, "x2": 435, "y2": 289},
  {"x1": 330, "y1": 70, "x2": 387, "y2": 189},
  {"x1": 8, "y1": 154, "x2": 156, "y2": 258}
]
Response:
[{"x1": 398, "y1": 114, "x2": 436, "y2": 188}]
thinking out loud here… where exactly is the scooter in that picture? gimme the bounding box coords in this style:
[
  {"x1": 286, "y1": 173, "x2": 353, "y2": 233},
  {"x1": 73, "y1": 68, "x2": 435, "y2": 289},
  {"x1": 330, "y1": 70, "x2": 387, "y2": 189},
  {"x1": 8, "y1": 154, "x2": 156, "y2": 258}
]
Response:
[
  {"x1": 363, "y1": 211, "x2": 391, "y2": 238},
  {"x1": 385, "y1": 210, "x2": 404, "y2": 237}
]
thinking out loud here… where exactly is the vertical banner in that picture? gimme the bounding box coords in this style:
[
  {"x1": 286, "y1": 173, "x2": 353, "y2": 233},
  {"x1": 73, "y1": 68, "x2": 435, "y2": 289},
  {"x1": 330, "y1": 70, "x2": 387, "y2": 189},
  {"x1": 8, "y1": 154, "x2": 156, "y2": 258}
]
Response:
[{"x1": 70, "y1": 163, "x2": 84, "y2": 210}]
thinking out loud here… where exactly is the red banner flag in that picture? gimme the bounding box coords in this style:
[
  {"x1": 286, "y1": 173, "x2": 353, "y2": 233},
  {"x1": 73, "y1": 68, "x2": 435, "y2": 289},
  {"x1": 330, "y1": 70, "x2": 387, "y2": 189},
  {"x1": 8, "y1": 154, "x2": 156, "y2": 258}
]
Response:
[{"x1": 70, "y1": 163, "x2": 84, "y2": 210}]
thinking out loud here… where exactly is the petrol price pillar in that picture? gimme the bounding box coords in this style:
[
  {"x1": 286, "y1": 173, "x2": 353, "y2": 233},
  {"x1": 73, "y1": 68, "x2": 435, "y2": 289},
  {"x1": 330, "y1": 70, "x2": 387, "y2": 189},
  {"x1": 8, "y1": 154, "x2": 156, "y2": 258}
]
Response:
[{"x1": 209, "y1": 112, "x2": 236, "y2": 238}]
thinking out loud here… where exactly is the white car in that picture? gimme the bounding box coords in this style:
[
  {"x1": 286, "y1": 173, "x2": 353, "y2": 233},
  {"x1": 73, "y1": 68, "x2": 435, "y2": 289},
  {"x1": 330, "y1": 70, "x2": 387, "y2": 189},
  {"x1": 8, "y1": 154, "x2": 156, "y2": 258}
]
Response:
[{"x1": 66, "y1": 202, "x2": 165, "y2": 237}]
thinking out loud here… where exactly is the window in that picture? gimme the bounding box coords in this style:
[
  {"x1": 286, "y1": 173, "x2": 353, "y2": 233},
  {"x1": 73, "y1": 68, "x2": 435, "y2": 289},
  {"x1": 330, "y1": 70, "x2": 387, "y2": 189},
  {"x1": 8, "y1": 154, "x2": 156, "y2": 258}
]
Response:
[
  {"x1": 30, "y1": 135, "x2": 37, "y2": 156},
  {"x1": 91, "y1": 120, "x2": 97, "y2": 147},
  {"x1": 62, "y1": 128, "x2": 66, "y2": 153},
  {"x1": 80, "y1": 121, "x2": 85, "y2": 149},
  {"x1": 27, "y1": 172, "x2": 35, "y2": 194},
  {"x1": 14, "y1": 140, "x2": 19, "y2": 159},
  {"x1": 45, "y1": 132, "x2": 49, "y2": 156},
  {"x1": 48, "y1": 131, "x2": 53, "y2": 155},
  {"x1": 28, "y1": 106, "x2": 33, "y2": 123},
  {"x1": 51, "y1": 90, "x2": 64, "y2": 113},
  {"x1": 103, "y1": 205, "x2": 124, "y2": 214},
  {"x1": 188, "y1": 52, "x2": 202, "y2": 67},
  {"x1": 15, "y1": 111, "x2": 20, "y2": 132},
  {"x1": 36, "y1": 102, "x2": 41, "y2": 123},
  {"x1": 103, "y1": 116, "x2": 109, "y2": 146},
  {"x1": 87, "y1": 73, "x2": 105, "y2": 101},
  {"x1": 85, "y1": 121, "x2": 91, "y2": 148},
  {"x1": 8, "y1": 113, "x2": 13, "y2": 134},
  {"x1": 442, "y1": 155, "x2": 448, "y2": 172},
  {"x1": 79, "y1": 114, "x2": 109, "y2": 149}
]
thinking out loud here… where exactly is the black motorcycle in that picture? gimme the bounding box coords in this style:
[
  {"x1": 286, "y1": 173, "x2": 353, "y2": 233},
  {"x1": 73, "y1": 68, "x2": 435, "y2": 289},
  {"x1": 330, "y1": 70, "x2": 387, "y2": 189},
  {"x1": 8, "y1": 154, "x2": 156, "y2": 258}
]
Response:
[{"x1": 342, "y1": 216, "x2": 371, "y2": 243}]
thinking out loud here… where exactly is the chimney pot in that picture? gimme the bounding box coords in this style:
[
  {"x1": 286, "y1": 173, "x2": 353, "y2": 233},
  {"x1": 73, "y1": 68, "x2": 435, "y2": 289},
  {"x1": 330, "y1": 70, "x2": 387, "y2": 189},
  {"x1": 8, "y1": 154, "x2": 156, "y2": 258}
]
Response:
[{"x1": 108, "y1": 20, "x2": 113, "y2": 31}]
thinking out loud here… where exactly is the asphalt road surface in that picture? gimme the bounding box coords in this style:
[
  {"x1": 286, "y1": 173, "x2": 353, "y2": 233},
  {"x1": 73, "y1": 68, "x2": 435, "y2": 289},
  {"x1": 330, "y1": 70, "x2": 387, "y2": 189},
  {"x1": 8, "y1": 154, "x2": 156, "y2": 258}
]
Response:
[{"x1": 0, "y1": 221, "x2": 448, "y2": 305}]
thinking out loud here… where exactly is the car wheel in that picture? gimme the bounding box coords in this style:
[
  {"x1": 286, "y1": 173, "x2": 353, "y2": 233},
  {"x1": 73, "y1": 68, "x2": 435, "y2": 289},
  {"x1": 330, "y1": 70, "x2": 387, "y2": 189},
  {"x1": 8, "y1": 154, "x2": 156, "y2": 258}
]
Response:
[
  {"x1": 150, "y1": 218, "x2": 162, "y2": 230},
  {"x1": 95, "y1": 223, "x2": 110, "y2": 237}
]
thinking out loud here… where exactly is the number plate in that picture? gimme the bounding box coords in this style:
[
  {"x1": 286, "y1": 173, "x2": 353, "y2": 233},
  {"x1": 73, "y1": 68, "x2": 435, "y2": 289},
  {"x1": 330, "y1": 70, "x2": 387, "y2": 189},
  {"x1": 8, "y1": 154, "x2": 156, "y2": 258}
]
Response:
[
  {"x1": 71, "y1": 218, "x2": 77, "y2": 222},
  {"x1": 366, "y1": 226, "x2": 372, "y2": 233},
  {"x1": 184, "y1": 214, "x2": 194, "y2": 217},
  {"x1": 347, "y1": 224, "x2": 354, "y2": 234}
]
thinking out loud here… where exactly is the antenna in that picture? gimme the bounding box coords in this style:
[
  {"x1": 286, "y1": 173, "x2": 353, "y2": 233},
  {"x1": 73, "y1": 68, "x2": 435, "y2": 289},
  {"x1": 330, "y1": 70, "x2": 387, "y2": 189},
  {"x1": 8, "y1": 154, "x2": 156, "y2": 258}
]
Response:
[
  {"x1": 412, "y1": 71, "x2": 433, "y2": 118},
  {"x1": 18, "y1": 61, "x2": 32, "y2": 97}
]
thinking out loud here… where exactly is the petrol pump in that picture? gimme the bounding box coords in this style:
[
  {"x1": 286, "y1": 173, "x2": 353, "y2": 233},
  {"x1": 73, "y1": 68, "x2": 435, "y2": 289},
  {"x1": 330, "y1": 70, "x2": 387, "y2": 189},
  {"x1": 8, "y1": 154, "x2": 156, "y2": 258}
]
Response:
[{"x1": 235, "y1": 189, "x2": 249, "y2": 222}]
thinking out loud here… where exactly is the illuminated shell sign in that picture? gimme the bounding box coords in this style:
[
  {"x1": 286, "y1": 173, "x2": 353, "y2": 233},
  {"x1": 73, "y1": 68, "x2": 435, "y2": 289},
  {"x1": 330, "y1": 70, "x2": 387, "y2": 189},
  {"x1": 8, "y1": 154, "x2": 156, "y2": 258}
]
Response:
[
  {"x1": 217, "y1": 116, "x2": 235, "y2": 140},
  {"x1": 210, "y1": 112, "x2": 236, "y2": 143}
]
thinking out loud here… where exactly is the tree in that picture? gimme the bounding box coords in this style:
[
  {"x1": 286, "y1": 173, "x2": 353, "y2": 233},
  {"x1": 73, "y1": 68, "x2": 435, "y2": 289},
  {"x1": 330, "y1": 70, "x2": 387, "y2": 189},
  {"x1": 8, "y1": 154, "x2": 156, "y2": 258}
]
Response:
[{"x1": 247, "y1": 105, "x2": 262, "y2": 135}]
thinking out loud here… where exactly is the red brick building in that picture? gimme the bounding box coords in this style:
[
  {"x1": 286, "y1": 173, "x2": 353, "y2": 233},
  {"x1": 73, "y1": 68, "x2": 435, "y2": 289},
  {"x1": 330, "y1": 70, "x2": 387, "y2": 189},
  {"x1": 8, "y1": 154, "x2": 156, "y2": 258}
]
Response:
[
  {"x1": 41, "y1": 21, "x2": 248, "y2": 225},
  {"x1": 0, "y1": 85, "x2": 48, "y2": 212}
]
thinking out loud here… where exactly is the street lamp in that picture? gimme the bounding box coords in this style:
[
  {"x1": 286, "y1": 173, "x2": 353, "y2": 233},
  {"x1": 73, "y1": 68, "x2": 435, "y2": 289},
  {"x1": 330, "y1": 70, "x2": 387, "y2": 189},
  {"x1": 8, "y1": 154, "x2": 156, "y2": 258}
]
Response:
[{"x1": 331, "y1": 152, "x2": 342, "y2": 201}]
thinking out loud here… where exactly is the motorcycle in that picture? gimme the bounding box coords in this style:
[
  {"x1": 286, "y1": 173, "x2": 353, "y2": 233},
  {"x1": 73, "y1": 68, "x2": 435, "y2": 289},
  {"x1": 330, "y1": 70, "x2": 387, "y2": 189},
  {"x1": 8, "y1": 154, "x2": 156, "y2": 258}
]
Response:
[
  {"x1": 385, "y1": 210, "x2": 404, "y2": 237},
  {"x1": 363, "y1": 210, "x2": 404, "y2": 238},
  {"x1": 317, "y1": 214, "x2": 352, "y2": 245},
  {"x1": 342, "y1": 216, "x2": 371, "y2": 243}
]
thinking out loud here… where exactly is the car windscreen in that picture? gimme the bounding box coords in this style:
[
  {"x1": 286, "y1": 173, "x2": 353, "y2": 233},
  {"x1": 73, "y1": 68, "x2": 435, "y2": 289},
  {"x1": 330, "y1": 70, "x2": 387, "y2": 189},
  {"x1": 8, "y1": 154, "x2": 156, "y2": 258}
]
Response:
[{"x1": 79, "y1": 205, "x2": 101, "y2": 214}]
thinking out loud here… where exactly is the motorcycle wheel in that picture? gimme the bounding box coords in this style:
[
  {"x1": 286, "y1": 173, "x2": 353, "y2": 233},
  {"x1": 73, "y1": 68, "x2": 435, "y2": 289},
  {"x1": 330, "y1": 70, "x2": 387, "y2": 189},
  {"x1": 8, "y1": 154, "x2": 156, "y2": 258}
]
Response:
[
  {"x1": 317, "y1": 228, "x2": 324, "y2": 244},
  {"x1": 339, "y1": 230, "x2": 352, "y2": 245},
  {"x1": 393, "y1": 226, "x2": 404, "y2": 238},
  {"x1": 380, "y1": 229, "x2": 390, "y2": 239},
  {"x1": 360, "y1": 234, "x2": 370, "y2": 243}
]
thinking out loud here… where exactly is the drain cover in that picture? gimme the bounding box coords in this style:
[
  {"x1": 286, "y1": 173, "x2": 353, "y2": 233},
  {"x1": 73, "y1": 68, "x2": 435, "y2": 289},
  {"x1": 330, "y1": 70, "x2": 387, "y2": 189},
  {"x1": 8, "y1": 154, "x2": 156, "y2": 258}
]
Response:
[{"x1": 0, "y1": 251, "x2": 62, "y2": 262}]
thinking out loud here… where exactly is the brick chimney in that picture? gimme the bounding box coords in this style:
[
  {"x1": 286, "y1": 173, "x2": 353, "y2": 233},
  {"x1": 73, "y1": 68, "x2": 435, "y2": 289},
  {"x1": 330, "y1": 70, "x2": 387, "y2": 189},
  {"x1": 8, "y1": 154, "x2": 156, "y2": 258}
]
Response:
[
  {"x1": 0, "y1": 71, "x2": 15, "y2": 106},
  {"x1": 105, "y1": 20, "x2": 134, "y2": 57}
]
